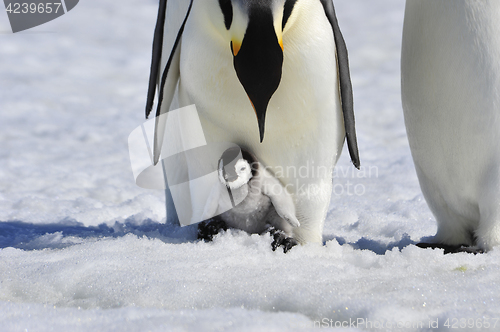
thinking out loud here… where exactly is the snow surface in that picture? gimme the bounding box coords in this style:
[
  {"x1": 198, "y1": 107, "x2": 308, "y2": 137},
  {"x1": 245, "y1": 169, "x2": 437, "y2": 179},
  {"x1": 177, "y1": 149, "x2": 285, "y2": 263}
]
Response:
[{"x1": 1, "y1": 0, "x2": 500, "y2": 331}]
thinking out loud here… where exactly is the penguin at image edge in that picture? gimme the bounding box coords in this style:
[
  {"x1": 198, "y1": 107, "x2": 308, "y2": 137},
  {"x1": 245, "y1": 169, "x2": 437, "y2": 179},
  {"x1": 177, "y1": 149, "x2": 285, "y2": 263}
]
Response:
[{"x1": 402, "y1": 0, "x2": 500, "y2": 253}]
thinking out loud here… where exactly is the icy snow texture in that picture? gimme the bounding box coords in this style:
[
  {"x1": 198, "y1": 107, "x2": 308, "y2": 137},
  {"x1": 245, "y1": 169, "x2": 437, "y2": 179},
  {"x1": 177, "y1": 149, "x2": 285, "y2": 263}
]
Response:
[{"x1": 1, "y1": 0, "x2": 500, "y2": 331}]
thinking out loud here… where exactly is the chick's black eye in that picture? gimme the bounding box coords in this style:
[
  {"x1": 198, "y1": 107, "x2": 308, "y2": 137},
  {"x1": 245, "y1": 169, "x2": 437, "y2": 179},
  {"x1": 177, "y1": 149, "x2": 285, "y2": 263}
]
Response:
[
  {"x1": 219, "y1": 0, "x2": 233, "y2": 30},
  {"x1": 282, "y1": 0, "x2": 298, "y2": 30}
]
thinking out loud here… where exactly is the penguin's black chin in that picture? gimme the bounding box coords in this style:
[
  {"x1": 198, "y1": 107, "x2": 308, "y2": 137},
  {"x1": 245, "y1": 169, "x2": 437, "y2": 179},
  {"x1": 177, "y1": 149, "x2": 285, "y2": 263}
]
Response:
[{"x1": 232, "y1": 6, "x2": 283, "y2": 143}]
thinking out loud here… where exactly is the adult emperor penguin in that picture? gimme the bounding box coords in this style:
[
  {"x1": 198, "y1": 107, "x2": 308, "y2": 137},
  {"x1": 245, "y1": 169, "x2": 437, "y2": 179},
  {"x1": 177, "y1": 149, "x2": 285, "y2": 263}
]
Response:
[
  {"x1": 402, "y1": 0, "x2": 500, "y2": 252},
  {"x1": 145, "y1": 0, "x2": 360, "y2": 244}
]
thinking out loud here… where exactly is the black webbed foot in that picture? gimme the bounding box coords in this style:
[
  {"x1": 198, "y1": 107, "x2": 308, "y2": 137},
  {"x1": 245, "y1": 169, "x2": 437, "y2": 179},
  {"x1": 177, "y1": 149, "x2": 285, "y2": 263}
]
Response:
[
  {"x1": 268, "y1": 228, "x2": 298, "y2": 253},
  {"x1": 416, "y1": 242, "x2": 484, "y2": 255},
  {"x1": 197, "y1": 218, "x2": 228, "y2": 242}
]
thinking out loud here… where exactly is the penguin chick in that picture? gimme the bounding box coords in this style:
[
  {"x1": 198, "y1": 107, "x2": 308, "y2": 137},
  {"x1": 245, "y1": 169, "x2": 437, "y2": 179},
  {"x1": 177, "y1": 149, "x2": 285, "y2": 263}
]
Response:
[{"x1": 199, "y1": 147, "x2": 300, "y2": 251}]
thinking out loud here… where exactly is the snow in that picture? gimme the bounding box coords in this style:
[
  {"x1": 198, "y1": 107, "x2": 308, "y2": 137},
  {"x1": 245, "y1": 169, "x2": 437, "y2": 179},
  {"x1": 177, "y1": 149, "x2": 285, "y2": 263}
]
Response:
[{"x1": 1, "y1": 0, "x2": 500, "y2": 331}]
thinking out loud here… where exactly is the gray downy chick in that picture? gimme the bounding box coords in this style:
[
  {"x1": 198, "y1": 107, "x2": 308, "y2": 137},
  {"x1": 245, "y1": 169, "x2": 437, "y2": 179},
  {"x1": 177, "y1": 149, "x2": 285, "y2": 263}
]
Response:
[{"x1": 199, "y1": 147, "x2": 300, "y2": 252}]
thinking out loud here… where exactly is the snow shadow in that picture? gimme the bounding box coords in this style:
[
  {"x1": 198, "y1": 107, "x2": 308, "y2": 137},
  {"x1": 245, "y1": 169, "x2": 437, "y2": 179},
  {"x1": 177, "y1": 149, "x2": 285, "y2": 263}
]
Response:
[
  {"x1": 0, "y1": 219, "x2": 198, "y2": 250},
  {"x1": 327, "y1": 233, "x2": 416, "y2": 255},
  {"x1": 1, "y1": 220, "x2": 416, "y2": 254}
]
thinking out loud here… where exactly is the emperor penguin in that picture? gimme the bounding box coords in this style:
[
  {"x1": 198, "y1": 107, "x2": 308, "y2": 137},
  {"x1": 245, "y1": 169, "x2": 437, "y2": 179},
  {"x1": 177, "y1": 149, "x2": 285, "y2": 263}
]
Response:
[
  {"x1": 402, "y1": 0, "x2": 500, "y2": 252},
  {"x1": 145, "y1": 0, "x2": 360, "y2": 244},
  {"x1": 199, "y1": 147, "x2": 300, "y2": 251}
]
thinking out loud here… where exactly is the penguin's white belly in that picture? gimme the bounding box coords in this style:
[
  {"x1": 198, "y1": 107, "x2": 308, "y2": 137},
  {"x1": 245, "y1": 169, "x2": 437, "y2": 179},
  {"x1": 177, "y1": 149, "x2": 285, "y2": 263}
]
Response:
[
  {"x1": 402, "y1": 0, "x2": 500, "y2": 249},
  {"x1": 176, "y1": 2, "x2": 345, "y2": 243}
]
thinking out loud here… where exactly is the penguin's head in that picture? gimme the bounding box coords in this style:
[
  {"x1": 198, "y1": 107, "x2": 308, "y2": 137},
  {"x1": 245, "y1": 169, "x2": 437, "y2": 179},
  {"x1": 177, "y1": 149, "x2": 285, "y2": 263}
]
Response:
[
  {"x1": 218, "y1": 147, "x2": 255, "y2": 189},
  {"x1": 218, "y1": 0, "x2": 298, "y2": 142}
]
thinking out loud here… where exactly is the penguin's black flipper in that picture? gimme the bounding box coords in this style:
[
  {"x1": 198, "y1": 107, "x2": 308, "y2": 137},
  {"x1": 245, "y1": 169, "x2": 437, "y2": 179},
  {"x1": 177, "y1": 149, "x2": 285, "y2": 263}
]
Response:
[
  {"x1": 319, "y1": 0, "x2": 360, "y2": 169},
  {"x1": 145, "y1": 0, "x2": 167, "y2": 120},
  {"x1": 145, "y1": 0, "x2": 194, "y2": 164}
]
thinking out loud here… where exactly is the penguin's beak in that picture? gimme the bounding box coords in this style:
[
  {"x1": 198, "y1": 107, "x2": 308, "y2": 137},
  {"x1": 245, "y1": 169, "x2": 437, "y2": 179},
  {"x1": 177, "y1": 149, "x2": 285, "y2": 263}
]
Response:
[{"x1": 232, "y1": 8, "x2": 284, "y2": 143}]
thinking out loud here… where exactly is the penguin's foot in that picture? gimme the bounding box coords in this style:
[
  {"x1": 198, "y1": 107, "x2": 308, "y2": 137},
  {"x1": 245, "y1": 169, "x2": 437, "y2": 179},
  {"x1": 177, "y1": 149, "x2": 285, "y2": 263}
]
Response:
[
  {"x1": 197, "y1": 218, "x2": 228, "y2": 242},
  {"x1": 416, "y1": 242, "x2": 484, "y2": 255},
  {"x1": 268, "y1": 228, "x2": 298, "y2": 253}
]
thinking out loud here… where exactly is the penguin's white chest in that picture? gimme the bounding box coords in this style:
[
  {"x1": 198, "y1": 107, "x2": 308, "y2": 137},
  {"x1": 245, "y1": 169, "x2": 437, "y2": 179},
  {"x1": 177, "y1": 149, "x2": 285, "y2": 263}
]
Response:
[{"x1": 177, "y1": 1, "x2": 343, "y2": 152}]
